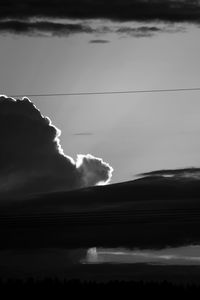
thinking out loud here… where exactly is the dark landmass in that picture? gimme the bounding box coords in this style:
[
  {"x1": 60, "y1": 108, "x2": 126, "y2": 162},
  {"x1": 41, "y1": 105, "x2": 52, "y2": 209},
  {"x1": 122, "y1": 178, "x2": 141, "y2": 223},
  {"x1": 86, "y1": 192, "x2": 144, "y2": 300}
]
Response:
[
  {"x1": 2, "y1": 259, "x2": 200, "y2": 284},
  {"x1": 1, "y1": 175, "x2": 200, "y2": 249}
]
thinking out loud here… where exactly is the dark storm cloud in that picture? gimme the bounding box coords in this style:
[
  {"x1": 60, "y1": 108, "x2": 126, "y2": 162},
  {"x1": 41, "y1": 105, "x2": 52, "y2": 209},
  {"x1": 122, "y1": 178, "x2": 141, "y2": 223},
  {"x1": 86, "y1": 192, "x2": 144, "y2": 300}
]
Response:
[
  {"x1": 0, "y1": 1, "x2": 189, "y2": 38},
  {"x1": 0, "y1": 96, "x2": 113, "y2": 196},
  {"x1": 0, "y1": 20, "x2": 93, "y2": 36},
  {"x1": 0, "y1": 0, "x2": 200, "y2": 22}
]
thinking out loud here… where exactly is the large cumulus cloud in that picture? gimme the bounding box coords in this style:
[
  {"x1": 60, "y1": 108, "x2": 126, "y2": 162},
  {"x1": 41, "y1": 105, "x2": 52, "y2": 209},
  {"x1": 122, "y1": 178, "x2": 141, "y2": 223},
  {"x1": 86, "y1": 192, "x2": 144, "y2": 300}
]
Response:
[{"x1": 0, "y1": 96, "x2": 113, "y2": 196}]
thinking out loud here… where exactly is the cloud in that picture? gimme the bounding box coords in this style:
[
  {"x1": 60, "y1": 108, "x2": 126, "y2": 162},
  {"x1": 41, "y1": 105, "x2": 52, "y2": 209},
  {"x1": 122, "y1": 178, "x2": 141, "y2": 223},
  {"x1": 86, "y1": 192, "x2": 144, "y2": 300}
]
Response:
[
  {"x1": 76, "y1": 154, "x2": 113, "y2": 186},
  {"x1": 139, "y1": 168, "x2": 200, "y2": 180},
  {"x1": 89, "y1": 39, "x2": 110, "y2": 43},
  {"x1": 117, "y1": 24, "x2": 185, "y2": 37},
  {"x1": 0, "y1": 19, "x2": 185, "y2": 38},
  {"x1": 0, "y1": 0, "x2": 200, "y2": 23},
  {"x1": 0, "y1": 1, "x2": 197, "y2": 38},
  {"x1": 0, "y1": 96, "x2": 113, "y2": 196},
  {"x1": 117, "y1": 25, "x2": 161, "y2": 37},
  {"x1": 0, "y1": 20, "x2": 94, "y2": 37}
]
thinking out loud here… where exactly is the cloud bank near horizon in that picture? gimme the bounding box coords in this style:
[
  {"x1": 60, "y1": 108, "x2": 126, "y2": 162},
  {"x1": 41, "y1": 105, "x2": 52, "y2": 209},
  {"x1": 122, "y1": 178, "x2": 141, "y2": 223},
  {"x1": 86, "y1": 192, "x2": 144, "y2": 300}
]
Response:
[{"x1": 0, "y1": 96, "x2": 113, "y2": 196}]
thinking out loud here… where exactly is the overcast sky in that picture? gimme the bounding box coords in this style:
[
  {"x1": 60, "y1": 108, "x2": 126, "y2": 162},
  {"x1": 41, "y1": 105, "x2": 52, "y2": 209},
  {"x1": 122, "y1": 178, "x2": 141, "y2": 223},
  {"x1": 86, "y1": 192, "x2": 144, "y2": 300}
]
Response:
[{"x1": 2, "y1": 1, "x2": 200, "y2": 184}]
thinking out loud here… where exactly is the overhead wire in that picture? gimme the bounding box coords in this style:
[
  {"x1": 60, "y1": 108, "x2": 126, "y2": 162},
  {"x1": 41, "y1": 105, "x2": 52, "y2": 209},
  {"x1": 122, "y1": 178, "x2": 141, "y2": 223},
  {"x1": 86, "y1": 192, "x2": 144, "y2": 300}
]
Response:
[{"x1": 6, "y1": 87, "x2": 200, "y2": 98}]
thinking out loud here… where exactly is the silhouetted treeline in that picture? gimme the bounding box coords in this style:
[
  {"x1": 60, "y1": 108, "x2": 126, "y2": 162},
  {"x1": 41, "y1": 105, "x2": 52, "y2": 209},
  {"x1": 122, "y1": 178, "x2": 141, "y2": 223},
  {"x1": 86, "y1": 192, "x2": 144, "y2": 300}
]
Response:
[{"x1": 0, "y1": 278, "x2": 199, "y2": 297}]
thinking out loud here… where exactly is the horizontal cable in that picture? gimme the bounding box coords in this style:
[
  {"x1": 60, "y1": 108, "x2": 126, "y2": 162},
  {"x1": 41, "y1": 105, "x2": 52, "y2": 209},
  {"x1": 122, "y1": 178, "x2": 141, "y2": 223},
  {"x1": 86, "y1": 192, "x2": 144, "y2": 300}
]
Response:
[{"x1": 5, "y1": 87, "x2": 200, "y2": 98}]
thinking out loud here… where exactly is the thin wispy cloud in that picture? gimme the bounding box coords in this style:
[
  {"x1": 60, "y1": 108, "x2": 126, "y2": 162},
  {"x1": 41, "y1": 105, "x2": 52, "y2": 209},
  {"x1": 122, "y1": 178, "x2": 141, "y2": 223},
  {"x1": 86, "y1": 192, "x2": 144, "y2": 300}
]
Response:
[
  {"x1": 89, "y1": 39, "x2": 110, "y2": 44},
  {"x1": 0, "y1": 19, "x2": 186, "y2": 38},
  {"x1": 117, "y1": 23, "x2": 185, "y2": 37},
  {"x1": 0, "y1": 20, "x2": 94, "y2": 37}
]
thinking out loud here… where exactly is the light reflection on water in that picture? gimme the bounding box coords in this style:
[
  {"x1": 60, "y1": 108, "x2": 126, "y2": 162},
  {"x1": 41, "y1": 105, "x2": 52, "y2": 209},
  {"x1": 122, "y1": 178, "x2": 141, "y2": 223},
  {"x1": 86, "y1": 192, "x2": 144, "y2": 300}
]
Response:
[{"x1": 83, "y1": 245, "x2": 200, "y2": 265}]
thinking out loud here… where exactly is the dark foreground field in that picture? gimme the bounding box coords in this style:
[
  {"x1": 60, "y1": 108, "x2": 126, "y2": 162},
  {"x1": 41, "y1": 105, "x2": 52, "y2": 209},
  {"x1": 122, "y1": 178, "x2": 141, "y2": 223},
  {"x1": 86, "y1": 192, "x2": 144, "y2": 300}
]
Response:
[
  {"x1": 0, "y1": 278, "x2": 199, "y2": 297},
  {"x1": 1, "y1": 263, "x2": 200, "y2": 296},
  {"x1": 1, "y1": 176, "x2": 200, "y2": 290},
  {"x1": 2, "y1": 176, "x2": 200, "y2": 249},
  {"x1": 2, "y1": 261, "x2": 200, "y2": 284}
]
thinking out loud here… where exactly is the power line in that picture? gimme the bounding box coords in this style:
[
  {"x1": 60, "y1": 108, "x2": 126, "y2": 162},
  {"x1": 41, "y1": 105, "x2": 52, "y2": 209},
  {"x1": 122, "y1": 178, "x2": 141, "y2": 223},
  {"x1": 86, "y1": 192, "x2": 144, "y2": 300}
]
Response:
[{"x1": 6, "y1": 87, "x2": 200, "y2": 98}]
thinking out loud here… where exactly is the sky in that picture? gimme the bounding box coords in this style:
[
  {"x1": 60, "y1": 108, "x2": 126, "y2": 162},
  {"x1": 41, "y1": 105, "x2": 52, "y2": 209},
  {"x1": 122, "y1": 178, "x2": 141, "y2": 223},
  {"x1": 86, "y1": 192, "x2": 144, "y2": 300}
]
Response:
[
  {"x1": 2, "y1": 1, "x2": 200, "y2": 184},
  {"x1": 2, "y1": 1, "x2": 200, "y2": 274}
]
